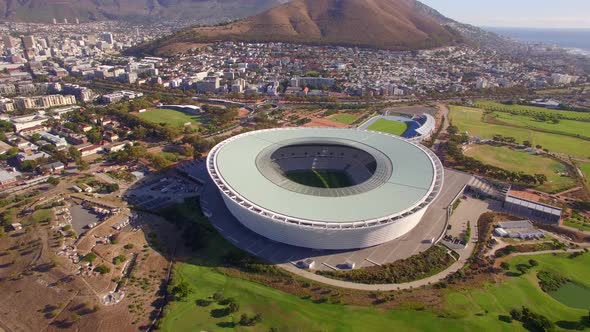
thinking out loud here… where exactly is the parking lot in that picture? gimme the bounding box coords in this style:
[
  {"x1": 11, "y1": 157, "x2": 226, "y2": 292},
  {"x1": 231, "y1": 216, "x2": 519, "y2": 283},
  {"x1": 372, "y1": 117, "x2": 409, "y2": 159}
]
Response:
[
  {"x1": 123, "y1": 166, "x2": 203, "y2": 211},
  {"x1": 201, "y1": 168, "x2": 476, "y2": 271}
]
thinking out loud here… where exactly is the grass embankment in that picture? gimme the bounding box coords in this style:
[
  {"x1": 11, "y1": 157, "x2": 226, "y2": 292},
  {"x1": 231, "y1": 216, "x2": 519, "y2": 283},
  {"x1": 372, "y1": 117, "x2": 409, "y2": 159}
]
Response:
[
  {"x1": 449, "y1": 106, "x2": 590, "y2": 158},
  {"x1": 367, "y1": 119, "x2": 409, "y2": 136},
  {"x1": 136, "y1": 108, "x2": 203, "y2": 128},
  {"x1": 464, "y1": 145, "x2": 576, "y2": 193}
]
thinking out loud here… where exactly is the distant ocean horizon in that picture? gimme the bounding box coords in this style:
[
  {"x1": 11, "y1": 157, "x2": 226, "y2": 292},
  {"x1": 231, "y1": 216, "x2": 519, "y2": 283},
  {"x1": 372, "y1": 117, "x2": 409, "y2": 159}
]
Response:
[{"x1": 485, "y1": 27, "x2": 590, "y2": 52}]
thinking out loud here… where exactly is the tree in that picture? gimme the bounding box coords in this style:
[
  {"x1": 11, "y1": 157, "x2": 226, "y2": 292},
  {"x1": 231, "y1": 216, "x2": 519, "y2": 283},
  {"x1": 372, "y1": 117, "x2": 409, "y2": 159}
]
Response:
[
  {"x1": 94, "y1": 265, "x2": 110, "y2": 274},
  {"x1": 104, "y1": 183, "x2": 119, "y2": 193},
  {"x1": 77, "y1": 159, "x2": 90, "y2": 171},
  {"x1": 19, "y1": 160, "x2": 38, "y2": 172},
  {"x1": 500, "y1": 262, "x2": 510, "y2": 270},
  {"x1": 170, "y1": 281, "x2": 192, "y2": 301},
  {"x1": 228, "y1": 302, "x2": 239, "y2": 313},
  {"x1": 47, "y1": 177, "x2": 60, "y2": 186},
  {"x1": 68, "y1": 146, "x2": 82, "y2": 160},
  {"x1": 83, "y1": 252, "x2": 97, "y2": 263}
]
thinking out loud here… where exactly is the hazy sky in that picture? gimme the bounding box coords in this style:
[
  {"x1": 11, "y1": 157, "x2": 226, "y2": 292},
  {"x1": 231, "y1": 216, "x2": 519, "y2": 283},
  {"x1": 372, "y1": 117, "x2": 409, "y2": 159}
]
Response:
[{"x1": 419, "y1": 0, "x2": 590, "y2": 29}]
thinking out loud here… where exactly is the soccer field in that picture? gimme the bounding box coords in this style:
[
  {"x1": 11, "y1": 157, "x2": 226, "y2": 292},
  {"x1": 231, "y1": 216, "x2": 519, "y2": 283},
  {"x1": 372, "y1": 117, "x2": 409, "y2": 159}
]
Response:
[
  {"x1": 136, "y1": 108, "x2": 203, "y2": 128},
  {"x1": 285, "y1": 170, "x2": 353, "y2": 188},
  {"x1": 464, "y1": 144, "x2": 576, "y2": 193},
  {"x1": 367, "y1": 119, "x2": 409, "y2": 136},
  {"x1": 331, "y1": 113, "x2": 359, "y2": 125},
  {"x1": 449, "y1": 106, "x2": 590, "y2": 158}
]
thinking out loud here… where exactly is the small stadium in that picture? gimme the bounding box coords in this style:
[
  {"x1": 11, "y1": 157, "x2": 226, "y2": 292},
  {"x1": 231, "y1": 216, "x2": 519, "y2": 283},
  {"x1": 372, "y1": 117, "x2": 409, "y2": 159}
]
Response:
[
  {"x1": 207, "y1": 127, "x2": 444, "y2": 250},
  {"x1": 361, "y1": 113, "x2": 436, "y2": 140}
]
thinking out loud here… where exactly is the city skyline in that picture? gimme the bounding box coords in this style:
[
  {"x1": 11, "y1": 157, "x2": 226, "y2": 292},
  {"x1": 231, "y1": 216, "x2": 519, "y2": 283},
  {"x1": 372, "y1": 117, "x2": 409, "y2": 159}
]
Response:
[{"x1": 420, "y1": 0, "x2": 590, "y2": 29}]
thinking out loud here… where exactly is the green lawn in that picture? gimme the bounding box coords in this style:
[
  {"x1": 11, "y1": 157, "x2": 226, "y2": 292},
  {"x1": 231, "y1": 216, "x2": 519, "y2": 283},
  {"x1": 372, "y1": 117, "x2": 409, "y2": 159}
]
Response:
[
  {"x1": 29, "y1": 208, "x2": 53, "y2": 224},
  {"x1": 464, "y1": 144, "x2": 576, "y2": 193},
  {"x1": 475, "y1": 101, "x2": 590, "y2": 121},
  {"x1": 331, "y1": 113, "x2": 359, "y2": 125},
  {"x1": 367, "y1": 119, "x2": 409, "y2": 136},
  {"x1": 549, "y1": 282, "x2": 590, "y2": 309},
  {"x1": 563, "y1": 218, "x2": 590, "y2": 232},
  {"x1": 286, "y1": 170, "x2": 353, "y2": 188},
  {"x1": 449, "y1": 106, "x2": 590, "y2": 158},
  {"x1": 491, "y1": 112, "x2": 590, "y2": 139},
  {"x1": 160, "y1": 252, "x2": 590, "y2": 332},
  {"x1": 137, "y1": 108, "x2": 202, "y2": 128}
]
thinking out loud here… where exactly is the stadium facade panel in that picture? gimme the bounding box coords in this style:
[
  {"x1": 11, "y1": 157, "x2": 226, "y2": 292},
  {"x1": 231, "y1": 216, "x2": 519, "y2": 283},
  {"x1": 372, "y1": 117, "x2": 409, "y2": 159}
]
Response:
[{"x1": 207, "y1": 128, "x2": 444, "y2": 250}]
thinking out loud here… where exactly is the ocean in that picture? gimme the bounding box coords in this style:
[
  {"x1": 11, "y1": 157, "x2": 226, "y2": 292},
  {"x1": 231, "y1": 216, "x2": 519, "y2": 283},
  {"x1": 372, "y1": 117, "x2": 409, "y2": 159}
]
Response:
[{"x1": 485, "y1": 27, "x2": 590, "y2": 53}]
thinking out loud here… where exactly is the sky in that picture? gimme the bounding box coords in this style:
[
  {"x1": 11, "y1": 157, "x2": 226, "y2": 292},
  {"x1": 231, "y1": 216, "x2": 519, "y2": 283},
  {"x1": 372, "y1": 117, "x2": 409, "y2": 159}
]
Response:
[{"x1": 419, "y1": 0, "x2": 590, "y2": 29}]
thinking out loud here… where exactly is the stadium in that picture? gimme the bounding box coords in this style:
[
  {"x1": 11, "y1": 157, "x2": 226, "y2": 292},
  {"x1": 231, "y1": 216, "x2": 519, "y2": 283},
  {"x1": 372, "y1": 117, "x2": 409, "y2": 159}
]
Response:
[{"x1": 206, "y1": 128, "x2": 444, "y2": 250}]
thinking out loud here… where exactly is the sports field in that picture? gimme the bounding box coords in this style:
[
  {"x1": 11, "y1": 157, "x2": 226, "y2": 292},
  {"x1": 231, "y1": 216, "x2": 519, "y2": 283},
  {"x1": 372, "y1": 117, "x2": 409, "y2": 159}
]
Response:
[
  {"x1": 331, "y1": 113, "x2": 359, "y2": 125},
  {"x1": 464, "y1": 144, "x2": 576, "y2": 193},
  {"x1": 367, "y1": 119, "x2": 409, "y2": 136},
  {"x1": 136, "y1": 108, "x2": 203, "y2": 128},
  {"x1": 450, "y1": 106, "x2": 590, "y2": 158},
  {"x1": 286, "y1": 170, "x2": 353, "y2": 188}
]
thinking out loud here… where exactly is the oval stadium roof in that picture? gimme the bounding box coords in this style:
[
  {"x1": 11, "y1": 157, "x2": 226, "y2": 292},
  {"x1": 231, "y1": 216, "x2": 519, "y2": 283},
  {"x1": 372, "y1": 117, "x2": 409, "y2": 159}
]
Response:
[{"x1": 211, "y1": 128, "x2": 439, "y2": 224}]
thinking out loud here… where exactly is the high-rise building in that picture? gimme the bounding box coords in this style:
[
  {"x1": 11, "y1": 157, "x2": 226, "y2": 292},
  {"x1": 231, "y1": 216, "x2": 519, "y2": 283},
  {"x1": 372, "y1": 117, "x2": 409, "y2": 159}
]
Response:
[
  {"x1": 103, "y1": 33, "x2": 114, "y2": 44},
  {"x1": 52, "y1": 18, "x2": 57, "y2": 24}
]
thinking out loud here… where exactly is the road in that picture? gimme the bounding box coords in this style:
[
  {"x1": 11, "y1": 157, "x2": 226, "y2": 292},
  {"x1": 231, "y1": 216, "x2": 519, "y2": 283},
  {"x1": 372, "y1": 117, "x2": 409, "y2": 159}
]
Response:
[{"x1": 266, "y1": 196, "x2": 488, "y2": 291}]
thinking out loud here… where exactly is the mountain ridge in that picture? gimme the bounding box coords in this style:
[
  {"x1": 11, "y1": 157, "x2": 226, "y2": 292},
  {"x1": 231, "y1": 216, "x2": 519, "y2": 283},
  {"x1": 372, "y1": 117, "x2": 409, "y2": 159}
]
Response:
[
  {"x1": 0, "y1": 0, "x2": 287, "y2": 23},
  {"x1": 129, "y1": 0, "x2": 465, "y2": 55}
]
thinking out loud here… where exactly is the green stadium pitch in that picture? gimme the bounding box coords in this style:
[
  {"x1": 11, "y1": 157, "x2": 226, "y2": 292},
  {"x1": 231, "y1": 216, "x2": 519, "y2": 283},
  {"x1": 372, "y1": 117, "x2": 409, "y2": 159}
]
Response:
[
  {"x1": 285, "y1": 170, "x2": 353, "y2": 189},
  {"x1": 367, "y1": 119, "x2": 409, "y2": 136}
]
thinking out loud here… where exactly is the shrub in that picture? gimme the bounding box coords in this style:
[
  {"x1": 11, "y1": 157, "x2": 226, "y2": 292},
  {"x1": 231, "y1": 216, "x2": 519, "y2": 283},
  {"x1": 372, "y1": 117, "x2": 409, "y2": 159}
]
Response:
[
  {"x1": 212, "y1": 291, "x2": 224, "y2": 301},
  {"x1": 169, "y1": 281, "x2": 191, "y2": 301},
  {"x1": 537, "y1": 270, "x2": 569, "y2": 292},
  {"x1": 94, "y1": 265, "x2": 110, "y2": 274},
  {"x1": 500, "y1": 262, "x2": 510, "y2": 270},
  {"x1": 196, "y1": 299, "x2": 212, "y2": 307},
  {"x1": 228, "y1": 302, "x2": 239, "y2": 313},
  {"x1": 124, "y1": 243, "x2": 134, "y2": 250},
  {"x1": 112, "y1": 255, "x2": 126, "y2": 265},
  {"x1": 83, "y1": 252, "x2": 97, "y2": 263}
]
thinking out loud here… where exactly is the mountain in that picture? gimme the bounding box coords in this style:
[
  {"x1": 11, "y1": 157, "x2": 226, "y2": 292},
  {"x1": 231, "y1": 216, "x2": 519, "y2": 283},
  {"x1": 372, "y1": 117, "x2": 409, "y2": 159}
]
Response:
[
  {"x1": 0, "y1": 0, "x2": 287, "y2": 23},
  {"x1": 130, "y1": 0, "x2": 464, "y2": 55}
]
